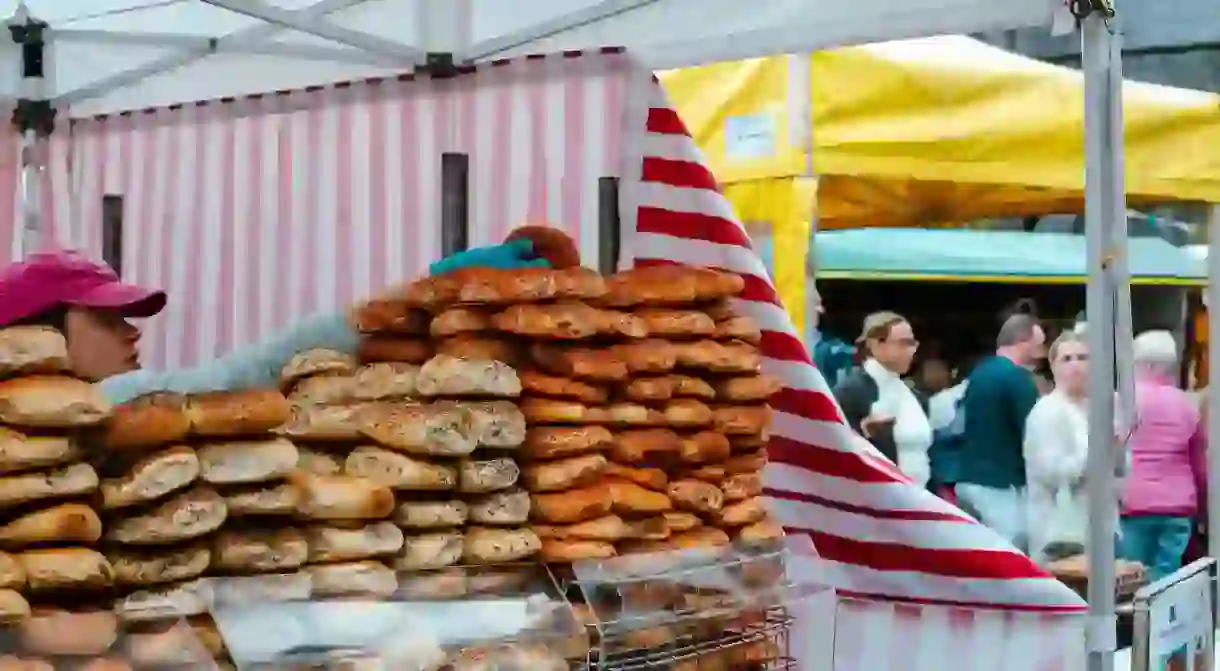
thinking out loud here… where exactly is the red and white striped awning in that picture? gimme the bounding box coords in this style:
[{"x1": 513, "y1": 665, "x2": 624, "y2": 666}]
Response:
[{"x1": 1, "y1": 49, "x2": 1085, "y2": 667}]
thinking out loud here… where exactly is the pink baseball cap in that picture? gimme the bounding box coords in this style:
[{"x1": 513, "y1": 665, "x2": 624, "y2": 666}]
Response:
[{"x1": 0, "y1": 250, "x2": 166, "y2": 326}]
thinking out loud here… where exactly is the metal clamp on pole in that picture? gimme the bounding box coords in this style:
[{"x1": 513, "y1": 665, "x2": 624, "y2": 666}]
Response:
[
  {"x1": 1070, "y1": 0, "x2": 1116, "y2": 20},
  {"x1": 420, "y1": 52, "x2": 462, "y2": 79}
]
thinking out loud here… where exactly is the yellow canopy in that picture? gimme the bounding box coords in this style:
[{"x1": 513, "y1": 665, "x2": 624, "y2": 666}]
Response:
[{"x1": 660, "y1": 36, "x2": 1220, "y2": 332}]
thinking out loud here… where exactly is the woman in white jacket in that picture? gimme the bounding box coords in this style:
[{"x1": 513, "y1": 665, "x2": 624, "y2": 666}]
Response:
[
  {"x1": 1023, "y1": 330, "x2": 1094, "y2": 563},
  {"x1": 832, "y1": 312, "x2": 933, "y2": 486}
]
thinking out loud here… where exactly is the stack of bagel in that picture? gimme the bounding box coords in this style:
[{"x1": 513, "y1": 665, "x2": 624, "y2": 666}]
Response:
[
  {"x1": 274, "y1": 349, "x2": 406, "y2": 599},
  {"x1": 0, "y1": 326, "x2": 119, "y2": 664},
  {"x1": 597, "y1": 266, "x2": 784, "y2": 553},
  {"x1": 100, "y1": 389, "x2": 293, "y2": 668},
  {"x1": 342, "y1": 285, "x2": 543, "y2": 596},
  {"x1": 399, "y1": 262, "x2": 786, "y2": 564}
]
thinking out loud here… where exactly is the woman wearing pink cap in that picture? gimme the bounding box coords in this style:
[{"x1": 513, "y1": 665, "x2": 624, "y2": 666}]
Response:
[{"x1": 0, "y1": 243, "x2": 547, "y2": 404}]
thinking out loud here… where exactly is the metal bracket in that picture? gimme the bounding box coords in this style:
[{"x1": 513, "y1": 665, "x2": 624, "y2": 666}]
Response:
[
  {"x1": 1070, "y1": 0, "x2": 1116, "y2": 20},
  {"x1": 8, "y1": 14, "x2": 54, "y2": 137},
  {"x1": 8, "y1": 16, "x2": 46, "y2": 79},
  {"x1": 51, "y1": 0, "x2": 380, "y2": 109},
  {"x1": 12, "y1": 98, "x2": 54, "y2": 137},
  {"x1": 419, "y1": 52, "x2": 462, "y2": 78}
]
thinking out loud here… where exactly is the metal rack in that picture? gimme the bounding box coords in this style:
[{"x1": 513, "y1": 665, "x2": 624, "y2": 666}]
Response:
[
  {"x1": 567, "y1": 547, "x2": 824, "y2": 670},
  {"x1": 194, "y1": 563, "x2": 586, "y2": 671}
]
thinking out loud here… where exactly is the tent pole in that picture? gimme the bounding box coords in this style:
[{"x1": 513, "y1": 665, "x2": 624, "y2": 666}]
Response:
[
  {"x1": 200, "y1": 0, "x2": 423, "y2": 63},
  {"x1": 467, "y1": 0, "x2": 660, "y2": 61},
  {"x1": 1080, "y1": 3, "x2": 1122, "y2": 670},
  {"x1": 52, "y1": 0, "x2": 383, "y2": 108},
  {"x1": 1207, "y1": 206, "x2": 1220, "y2": 563},
  {"x1": 786, "y1": 52, "x2": 816, "y2": 341},
  {"x1": 413, "y1": 0, "x2": 472, "y2": 60},
  {"x1": 7, "y1": 5, "x2": 53, "y2": 256},
  {"x1": 51, "y1": 29, "x2": 390, "y2": 64}
]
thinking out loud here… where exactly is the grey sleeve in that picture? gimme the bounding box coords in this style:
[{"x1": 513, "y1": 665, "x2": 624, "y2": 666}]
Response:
[{"x1": 99, "y1": 311, "x2": 360, "y2": 404}]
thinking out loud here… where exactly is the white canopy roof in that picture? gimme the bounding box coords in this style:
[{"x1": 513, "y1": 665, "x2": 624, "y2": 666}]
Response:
[{"x1": 0, "y1": 0, "x2": 1065, "y2": 117}]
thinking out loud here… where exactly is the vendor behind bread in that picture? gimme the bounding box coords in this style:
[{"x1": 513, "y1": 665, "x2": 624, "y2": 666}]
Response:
[{"x1": 0, "y1": 243, "x2": 549, "y2": 404}]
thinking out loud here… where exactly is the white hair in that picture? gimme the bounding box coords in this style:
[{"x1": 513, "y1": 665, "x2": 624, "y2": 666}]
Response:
[{"x1": 1133, "y1": 330, "x2": 1180, "y2": 375}]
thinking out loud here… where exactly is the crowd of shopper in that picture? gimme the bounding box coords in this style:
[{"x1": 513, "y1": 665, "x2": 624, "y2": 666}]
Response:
[{"x1": 826, "y1": 306, "x2": 1208, "y2": 581}]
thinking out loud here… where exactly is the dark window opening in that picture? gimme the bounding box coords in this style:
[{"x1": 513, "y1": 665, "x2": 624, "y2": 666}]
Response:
[{"x1": 101, "y1": 195, "x2": 123, "y2": 277}]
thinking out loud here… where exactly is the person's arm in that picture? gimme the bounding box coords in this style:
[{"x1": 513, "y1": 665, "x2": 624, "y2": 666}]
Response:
[
  {"x1": 99, "y1": 240, "x2": 546, "y2": 405},
  {"x1": 832, "y1": 373, "x2": 871, "y2": 436},
  {"x1": 896, "y1": 422, "x2": 932, "y2": 488},
  {"x1": 1010, "y1": 367, "x2": 1040, "y2": 439},
  {"x1": 1189, "y1": 414, "x2": 1207, "y2": 516},
  {"x1": 100, "y1": 311, "x2": 359, "y2": 404}
]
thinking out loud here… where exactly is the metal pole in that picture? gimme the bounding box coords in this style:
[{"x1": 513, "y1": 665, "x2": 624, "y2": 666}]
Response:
[
  {"x1": 597, "y1": 176, "x2": 621, "y2": 274},
  {"x1": 1207, "y1": 204, "x2": 1220, "y2": 561},
  {"x1": 19, "y1": 130, "x2": 39, "y2": 254},
  {"x1": 439, "y1": 152, "x2": 469, "y2": 257},
  {"x1": 1081, "y1": 5, "x2": 1121, "y2": 670},
  {"x1": 8, "y1": 6, "x2": 53, "y2": 257}
]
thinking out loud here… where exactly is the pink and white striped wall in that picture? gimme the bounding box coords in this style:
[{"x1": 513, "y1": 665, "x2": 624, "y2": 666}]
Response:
[{"x1": 20, "y1": 50, "x2": 631, "y2": 371}]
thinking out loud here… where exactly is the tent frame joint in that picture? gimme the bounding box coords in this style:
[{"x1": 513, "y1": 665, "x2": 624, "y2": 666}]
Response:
[
  {"x1": 11, "y1": 98, "x2": 54, "y2": 138},
  {"x1": 420, "y1": 52, "x2": 463, "y2": 78},
  {"x1": 1070, "y1": 0, "x2": 1116, "y2": 21}
]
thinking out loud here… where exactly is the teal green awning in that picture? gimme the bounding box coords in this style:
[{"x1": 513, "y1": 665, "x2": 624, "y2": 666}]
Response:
[{"x1": 814, "y1": 229, "x2": 1206, "y2": 286}]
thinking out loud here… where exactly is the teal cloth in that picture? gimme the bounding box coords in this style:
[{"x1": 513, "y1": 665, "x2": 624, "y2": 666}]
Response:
[
  {"x1": 956, "y1": 356, "x2": 1039, "y2": 489},
  {"x1": 429, "y1": 239, "x2": 547, "y2": 275}
]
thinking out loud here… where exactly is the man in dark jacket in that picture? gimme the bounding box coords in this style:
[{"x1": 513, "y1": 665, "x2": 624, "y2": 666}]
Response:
[{"x1": 954, "y1": 313, "x2": 1044, "y2": 549}]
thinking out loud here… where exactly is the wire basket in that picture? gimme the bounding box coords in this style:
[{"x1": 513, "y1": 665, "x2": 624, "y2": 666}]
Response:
[{"x1": 566, "y1": 546, "x2": 827, "y2": 670}]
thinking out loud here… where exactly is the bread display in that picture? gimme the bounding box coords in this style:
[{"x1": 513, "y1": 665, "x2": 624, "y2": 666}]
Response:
[{"x1": 0, "y1": 237, "x2": 785, "y2": 668}]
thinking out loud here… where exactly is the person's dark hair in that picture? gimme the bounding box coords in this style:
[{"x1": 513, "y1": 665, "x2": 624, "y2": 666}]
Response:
[
  {"x1": 997, "y1": 313, "x2": 1039, "y2": 349},
  {"x1": 9, "y1": 306, "x2": 68, "y2": 336},
  {"x1": 998, "y1": 298, "x2": 1038, "y2": 326}
]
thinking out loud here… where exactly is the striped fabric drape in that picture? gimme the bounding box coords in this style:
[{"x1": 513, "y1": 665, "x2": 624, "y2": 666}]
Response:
[
  {"x1": 617, "y1": 74, "x2": 1089, "y2": 668},
  {"x1": 33, "y1": 50, "x2": 630, "y2": 371},
  {"x1": 0, "y1": 50, "x2": 1091, "y2": 669}
]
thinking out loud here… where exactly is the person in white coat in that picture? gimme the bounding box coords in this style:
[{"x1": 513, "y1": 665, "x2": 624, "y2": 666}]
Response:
[{"x1": 1023, "y1": 330, "x2": 1094, "y2": 563}]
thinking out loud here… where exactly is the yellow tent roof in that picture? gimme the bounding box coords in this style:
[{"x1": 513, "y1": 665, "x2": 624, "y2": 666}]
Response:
[
  {"x1": 659, "y1": 37, "x2": 1220, "y2": 333},
  {"x1": 661, "y1": 36, "x2": 1220, "y2": 222}
]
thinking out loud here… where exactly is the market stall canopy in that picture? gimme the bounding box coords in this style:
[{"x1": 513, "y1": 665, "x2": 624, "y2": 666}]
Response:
[
  {"x1": 661, "y1": 35, "x2": 1220, "y2": 226},
  {"x1": 0, "y1": 0, "x2": 1066, "y2": 117},
  {"x1": 816, "y1": 228, "x2": 1208, "y2": 286}
]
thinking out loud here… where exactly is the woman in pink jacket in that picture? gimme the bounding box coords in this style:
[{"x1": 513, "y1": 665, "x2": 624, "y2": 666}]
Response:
[{"x1": 1121, "y1": 330, "x2": 1206, "y2": 581}]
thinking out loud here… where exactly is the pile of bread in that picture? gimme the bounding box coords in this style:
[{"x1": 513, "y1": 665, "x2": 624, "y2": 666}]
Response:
[
  {"x1": 0, "y1": 326, "x2": 115, "y2": 665},
  {"x1": 0, "y1": 258, "x2": 785, "y2": 668},
  {"x1": 394, "y1": 264, "x2": 782, "y2": 562}
]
